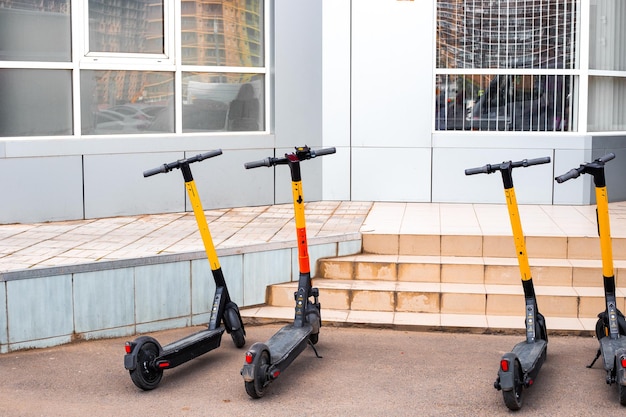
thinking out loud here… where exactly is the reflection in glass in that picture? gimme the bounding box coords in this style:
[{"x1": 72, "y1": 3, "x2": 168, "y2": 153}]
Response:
[
  {"x1": 181, "y1": 0, "x2": 264, "y2": 66},
  {"x1": 436, "y1": 73, "x2": 573, "y2": 132},
  {"x1": 182, "y1": 73, "x2": 264, "y2": 132},
  {"x1": 0, "y1": 0, "x2": 71, "y2": 62},
  {"x1": 437, "y1": 0, "x2": 577, "y2": 70},
  {"x1": 88, "y1": 0, "x2": 164, "y2": 54},
  {"x1": 0, "y1": 69, "x2": 72, "y2": 137},
  {"x1": 589, "y1": 0, "x2": 626, "y2": 71},
  {"x1": 81, "y1": 70, "x2": 174, "y2": 135},
  {"x1": 588, "y1": 77, "x2": 626, "y2": 131}
]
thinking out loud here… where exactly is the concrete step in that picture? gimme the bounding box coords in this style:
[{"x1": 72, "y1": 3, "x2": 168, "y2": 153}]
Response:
[
  {"x1": 316, "y1": 255, "x2": 626, "y2": 287},
  {"x1": 362, "y1": 233, "x2": 626, "y2": 260},
  {"x1": 239, "y1": 305, "x2": 596, "y2": 334},
  {"x1": 265, "y1": 278, "x2": 626, "y2": 320}
]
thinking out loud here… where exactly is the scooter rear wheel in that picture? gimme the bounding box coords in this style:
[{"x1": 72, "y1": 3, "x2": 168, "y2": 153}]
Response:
[
  {"x1": 502, "y1": 361, "x2": 523, "y2": 411},
  {"x1": 245, "y1": 349, "x2": 270, "y2": 399},
  {"x1": 129, "y1": 340, "x2": 163, "y2": 390}
]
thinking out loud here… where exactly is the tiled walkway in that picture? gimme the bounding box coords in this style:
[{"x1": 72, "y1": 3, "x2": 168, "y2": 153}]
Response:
[
  {"x1": 0, "y1": 201, "x2": 372, "y2": 275},
  {"x1": 2, "y1": 200, "x2": 626, "y2": 275}
]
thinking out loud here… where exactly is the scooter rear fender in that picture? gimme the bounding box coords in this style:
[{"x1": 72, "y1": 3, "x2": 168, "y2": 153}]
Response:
[
  {"x1": 241, "y1": 342, "x2": 269, "y2": 383},
  {"x1": 498, "y1": 352, "x2": 519, "y2": 392},
  {"x1": 617, "y1": 348, "x2": 626, "y2": 386},
  {"x1": 123, "y1": 336, "x2": 161, "y2": 371}
]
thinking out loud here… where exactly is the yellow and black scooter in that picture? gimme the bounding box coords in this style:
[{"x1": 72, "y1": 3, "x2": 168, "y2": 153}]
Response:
[
  {"x1": 240, "y1": 145, "x2": 335, "y2": 398},
  {"x1": 466, "y1": 156, "x2": 551, "y2": 411},
  {"x1": 124, "y1": 150, "x2": 246, "y2": 390},
  {"x1": 556, "y1": 153, "x2": 626, "y2": 406}
]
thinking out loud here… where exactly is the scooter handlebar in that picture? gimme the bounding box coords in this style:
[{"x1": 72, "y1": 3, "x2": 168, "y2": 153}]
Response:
[
  {"x1": 244, "y1": 157, "x2": 275, "y2": 169},
  {"x1": 598, "y1": 152, "x2": 616, "y2": 163},
  {"x1": 244, "y1": 146, "x2": 336, "y2": 169},
  {"x1": 143, "y1": 149, "x2": 223, "y2": 177},
  {"x1": 465, "y1": 156, "x2": 551, "y2": 176},
  {"x1": 464, "y1": 165, "x2": 491, "y2": 176},
  {"x1": 555, "y1": 168, "x2": 582, "y2": 183},
  {"x1": 554, "y1": 152, "x2": 616, "y2": 183},
  {"x1": 311, "y1": 147, "x2": 336, "y2": 157}
]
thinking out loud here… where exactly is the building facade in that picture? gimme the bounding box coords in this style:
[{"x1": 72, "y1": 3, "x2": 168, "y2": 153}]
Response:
[{"x1": 0, "y1": 0, "x2": 625, "y2": 224}]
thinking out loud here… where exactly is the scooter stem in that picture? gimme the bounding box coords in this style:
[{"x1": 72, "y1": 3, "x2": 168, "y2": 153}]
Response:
[
  {"x1": 286, "y1": 154, "x2": 310, "y2": 275},
  {"x1": 504, "y1": 185, "x2": 532, "y2": 282},
  {"x1": 182, "y1": 164, "x2": 221, "y2": 271},
  {"x1": 595, "y1": 185, "x2": 614, "y2": 280}
]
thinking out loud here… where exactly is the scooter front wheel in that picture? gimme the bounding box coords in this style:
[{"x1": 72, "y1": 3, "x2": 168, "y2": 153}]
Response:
[
  {"x1": 245, "y1": 348, "x2": 271, "y2": 399},
  {"x1": 231, "y1": 327, "x2": 246, "y2": 348},
  {"x1": 129, "y1": 339, "x2": 163, "y2": 390},
  {"x1": 502, "y1": 361, "x2": 523, "y2": 411}
]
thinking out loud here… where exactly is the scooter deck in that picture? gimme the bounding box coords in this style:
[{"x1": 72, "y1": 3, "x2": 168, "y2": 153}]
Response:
[
  {"x1": 512, "y1": 339, "x2": 547, "y2": 374},
  {"x1": 599, "y1": 337, "x2": 626, "y2": 371},
  {"x1": 267, "y1": 324, "x2": 312, "y2": 365},
  {"x1": 160, "y1": 327, "x2": 225, "y2": 367}
]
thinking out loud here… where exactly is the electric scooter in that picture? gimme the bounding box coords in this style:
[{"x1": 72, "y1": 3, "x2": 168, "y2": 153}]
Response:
[
  {"x1": 466, "y1": 156, "x2": 551, "y2": 411},
  {"x1": 240, "y1": 145, "x2": 335, "y2": 398},
  {"x1": 123, "y1": 150, "x2": 246, "y2": 390},
  {"x1": 555, "y1": 153, "x2": 626, "y2": 406}
]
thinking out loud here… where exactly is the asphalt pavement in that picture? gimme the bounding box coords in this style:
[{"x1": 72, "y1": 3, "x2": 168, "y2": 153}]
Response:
[{"x1": 0, "y1": 323, "x2": 623, "y2": 416}]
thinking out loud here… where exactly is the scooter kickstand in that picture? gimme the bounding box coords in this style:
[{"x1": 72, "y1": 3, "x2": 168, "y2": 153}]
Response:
[
  {"x1": 586, "y1": 349, "x2": 601, "y2": 369},
  {"x1": 308, "y1": 339, "x2": 323, "y2": 358}
]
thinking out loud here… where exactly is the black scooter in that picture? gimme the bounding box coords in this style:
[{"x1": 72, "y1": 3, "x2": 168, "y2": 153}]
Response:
[
  {"x1": 555, "y1": 153, "x2": 626, "y2": 406},
  {"x1": 124, "y1": 150, "x2": 246, "y2": 390},
  {"x1": 240, "y1": 145, "x2": 335, "y2": 398},
  {"x1": 466, "y1": 156, "x2": 551, "y2": 411}
]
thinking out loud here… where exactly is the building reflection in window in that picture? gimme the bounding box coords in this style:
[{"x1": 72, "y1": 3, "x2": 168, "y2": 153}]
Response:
[
  {"x1": 182, "y1": 73, "x2": 264, "y2": 132},
  {"x1": 81, "y1": 70, "x2": 174, "y2": 135}
]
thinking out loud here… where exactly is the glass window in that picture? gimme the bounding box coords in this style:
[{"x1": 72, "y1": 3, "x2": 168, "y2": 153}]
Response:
[
  {"x1": 182, "y1": 73, "x2": 264, "y2": 132},
  {"x1": 435, "y1": 0, "x2": 577, "y2": 132},
  {"x1": 589, "y1": 0, "x2": 626, "y2": 71},
  {"x1": 0, "y1": 69, "x2": 73, "y2": 137},
  {"x1": 88, "y1": 0, "x2": 164, "y2": 54},
  {"x1": 0, "y1": 1, "x2": 71, "y2": 62},
  {"x1": 181, "y1": 0, "x2": 264, "y2": 67},
  {"x1": 81, "y1": 70, "x2": 174, "y2": 135},
  {"x1": 588, "y1": 76, "x2": 626, "y2": 132}
]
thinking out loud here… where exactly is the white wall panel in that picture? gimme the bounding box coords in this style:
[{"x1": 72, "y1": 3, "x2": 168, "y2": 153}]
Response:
[
  {"x1": 352, "y1": 0, "x2": 433, "y2": 148},
  {"x1": 351, "y1": 147, "x2": 431, "y2": 201},
  {"x1": 432, "y1": 147, "x2": 555, "y2": 204}
]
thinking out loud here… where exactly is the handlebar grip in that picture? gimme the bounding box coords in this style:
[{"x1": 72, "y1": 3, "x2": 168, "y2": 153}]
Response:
[
  {"x1": 143, "y1": 164, "x2": 168, "y2": 178},
  {"x1": 598, "y1": 152, "x2": 615, "y2": 163},
  {"x1": 465, "y1": 165, "x2": 490, "y2": 176},
  {"x1": 522, "y1": 156, "x2": 551, "y2": 167},
  {"x1": 244, "y1": 158, "x2": 273, "y2": 169},
  {"x1": 555, "y1": 168, "x2": 581, "y2": 183},
  {"x1": 193, "y1": 149, "x2": 223, "y2": 162},
  {"x1": 312, "y1": 147, "x2": 336, "y2": 157}
]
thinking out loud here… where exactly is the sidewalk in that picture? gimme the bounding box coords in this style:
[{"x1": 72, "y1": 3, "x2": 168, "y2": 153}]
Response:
[{"x1": 2, "y1": 200, "x2": 626, "y2": 276}]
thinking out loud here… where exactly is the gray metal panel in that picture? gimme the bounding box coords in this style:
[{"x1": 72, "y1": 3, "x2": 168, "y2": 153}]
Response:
[
  {"x1": 592, "y1": 135, "x2": 626, "y2": 203},
  {"x1": 83, "y1": 152, "x2": 184, "y2": 218},
  {"x1": 0, "y1": 156, "x2": 82, "y2": 223},
  {"x1": 7, "y1": 275, "x2": 73, "y2": 344},
  {"x1": 187, "y1": 148, "x2": 275, "y2": 209},
  {"x1": 0, "y1": 283, "x2": 6, "y2": 350},
  {"x1": 134, "y1": 262, "x2": 191, "y2": 324},
  {"x1": 73, "y1": 269, "x2": 135, "y2": 333},
  {"x1": 273, "y1": 1, "x2": 323, "y2": 149}
]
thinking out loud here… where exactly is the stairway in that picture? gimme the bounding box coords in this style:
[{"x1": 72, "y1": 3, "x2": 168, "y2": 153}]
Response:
[{"x1": 240, "y1": 202, "x2": 626, "y2": 335}]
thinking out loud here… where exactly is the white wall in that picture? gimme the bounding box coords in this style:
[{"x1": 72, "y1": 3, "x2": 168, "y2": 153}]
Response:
[
  {"x1": 349, "y1": 0, "x2": 434, "y2": 202},
  {"x1": 322, "y1": 0, "x2": 351, "y2": 200}
]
